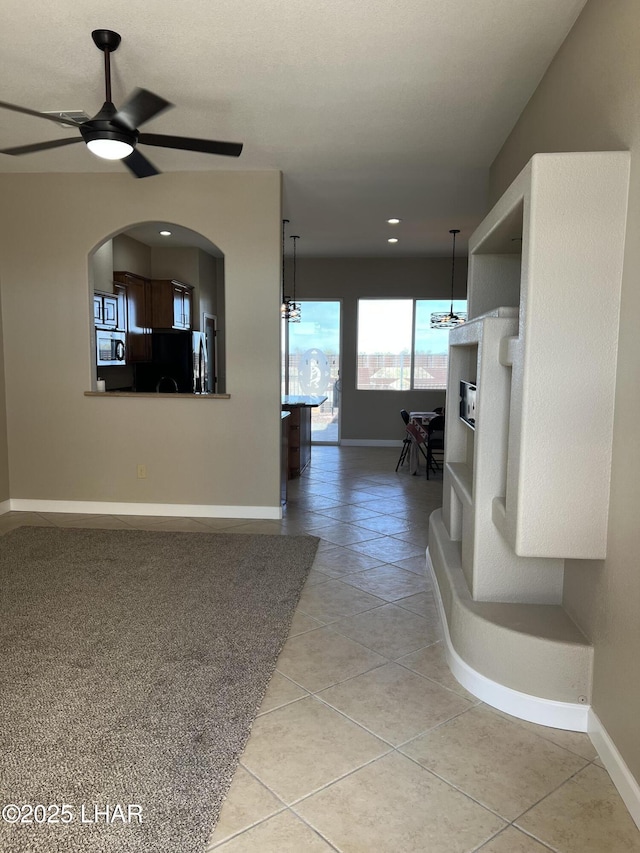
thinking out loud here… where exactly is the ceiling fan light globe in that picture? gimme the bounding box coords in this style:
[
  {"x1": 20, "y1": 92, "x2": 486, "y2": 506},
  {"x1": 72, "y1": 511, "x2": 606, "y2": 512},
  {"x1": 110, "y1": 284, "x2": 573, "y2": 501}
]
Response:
[{"x1": 86, "y1": 138, "x2": 134, "y2": 160}]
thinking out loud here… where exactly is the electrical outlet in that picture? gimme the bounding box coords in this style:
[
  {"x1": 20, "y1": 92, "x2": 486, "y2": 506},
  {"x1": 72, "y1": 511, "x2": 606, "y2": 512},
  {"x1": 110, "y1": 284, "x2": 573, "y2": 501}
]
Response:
[{"x1": 137, "y1": 464, "x2": 147, "y2": 479}]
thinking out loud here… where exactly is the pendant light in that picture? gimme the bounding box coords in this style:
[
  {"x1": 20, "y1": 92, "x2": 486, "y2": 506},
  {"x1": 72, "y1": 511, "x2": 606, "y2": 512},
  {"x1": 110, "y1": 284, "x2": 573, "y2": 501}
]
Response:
[
  {"x1": 430, "y1": 228, "x2": 467, "y2": 329},
  {"x1": 287, "y1": 234, "x2": 301, "y2": 323}
]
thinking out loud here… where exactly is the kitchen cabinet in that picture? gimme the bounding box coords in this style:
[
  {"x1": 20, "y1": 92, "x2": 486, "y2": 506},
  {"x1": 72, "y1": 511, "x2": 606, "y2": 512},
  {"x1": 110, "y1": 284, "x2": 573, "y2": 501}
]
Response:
[
  {"x1": 113, "y1": 271, "x2": 152, "y2": 363},
  {"x1": 150, "y1": 279, "x2": 193, "y2": 330},
  {"x1": 112, "y1": 272, "x2": 195, "y2": 362},
  {"x1": 284, "y1": 404, "x2": 310, "y2": 478},
  {"x1": 94, "y1": 291, "x2": 119, "y2": 329},
  {"x1": 281, "y1": 412, "x2": 290, "y2": 504},
  {"x1": 281, "y1": 396, "x2": 327, "y2": 478}
]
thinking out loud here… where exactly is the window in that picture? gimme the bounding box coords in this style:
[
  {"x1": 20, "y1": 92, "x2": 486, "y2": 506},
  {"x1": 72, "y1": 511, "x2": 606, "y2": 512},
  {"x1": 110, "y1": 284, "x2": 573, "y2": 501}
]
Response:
[{"x1": 356, "y1": 298, "x2": 467, "y2": 391}]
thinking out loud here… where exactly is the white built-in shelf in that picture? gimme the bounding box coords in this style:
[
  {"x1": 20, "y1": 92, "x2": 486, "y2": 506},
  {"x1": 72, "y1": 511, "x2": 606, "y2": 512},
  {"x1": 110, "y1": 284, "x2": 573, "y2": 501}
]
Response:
[
  {"x1": 469, "y1": 152, "x2": 629, "y2": 560},
  {"x1": 429, "y1": 152, "x2": 630, "y2": 724}
]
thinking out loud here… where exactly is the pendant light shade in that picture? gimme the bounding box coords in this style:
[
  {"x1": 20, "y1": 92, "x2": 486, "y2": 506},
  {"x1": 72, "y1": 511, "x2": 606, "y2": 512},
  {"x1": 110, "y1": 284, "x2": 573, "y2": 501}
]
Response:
[{"x1": 430, "y1": 228, "x2": 467, "y2": 329}]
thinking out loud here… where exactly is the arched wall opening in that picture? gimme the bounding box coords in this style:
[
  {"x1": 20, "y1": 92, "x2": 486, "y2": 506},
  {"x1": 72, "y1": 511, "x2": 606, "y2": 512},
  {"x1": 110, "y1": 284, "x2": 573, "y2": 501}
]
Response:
[{"x1": 89, "y1": 221, "x2": 226, "y2": 393}]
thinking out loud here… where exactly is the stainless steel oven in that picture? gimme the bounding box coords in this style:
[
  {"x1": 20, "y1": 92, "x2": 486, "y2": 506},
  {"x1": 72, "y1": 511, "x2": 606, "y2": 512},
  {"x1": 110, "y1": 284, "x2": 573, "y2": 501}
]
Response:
[{"x1": 96, "y1": 330, "x2": 126, "y2": 366}]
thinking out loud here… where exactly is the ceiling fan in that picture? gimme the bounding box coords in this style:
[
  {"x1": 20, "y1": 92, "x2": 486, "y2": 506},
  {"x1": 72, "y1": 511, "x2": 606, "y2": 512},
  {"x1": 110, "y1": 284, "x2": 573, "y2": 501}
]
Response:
[{"x1": 0, "y1": 29, "x2": 243, "y2": 178}]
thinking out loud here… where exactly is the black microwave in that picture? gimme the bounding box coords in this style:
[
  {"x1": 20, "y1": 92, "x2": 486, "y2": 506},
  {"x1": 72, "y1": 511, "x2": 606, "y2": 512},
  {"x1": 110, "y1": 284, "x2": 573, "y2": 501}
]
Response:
[{"x1": 96, "y1": 330, "x2": 126, "y2": 366}]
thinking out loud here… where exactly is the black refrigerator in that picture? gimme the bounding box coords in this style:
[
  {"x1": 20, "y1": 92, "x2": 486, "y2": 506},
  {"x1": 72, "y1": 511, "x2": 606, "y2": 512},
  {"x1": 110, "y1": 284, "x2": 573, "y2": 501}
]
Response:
[{"x1": 134, "y1": 331, "x2": 209, "y2": 394}]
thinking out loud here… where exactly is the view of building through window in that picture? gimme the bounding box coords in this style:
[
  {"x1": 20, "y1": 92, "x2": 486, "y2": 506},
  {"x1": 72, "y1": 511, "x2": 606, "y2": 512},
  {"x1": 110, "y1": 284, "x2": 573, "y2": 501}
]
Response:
[{"x1": 357, "y1": 298, "x2": 467, "y2": 390}]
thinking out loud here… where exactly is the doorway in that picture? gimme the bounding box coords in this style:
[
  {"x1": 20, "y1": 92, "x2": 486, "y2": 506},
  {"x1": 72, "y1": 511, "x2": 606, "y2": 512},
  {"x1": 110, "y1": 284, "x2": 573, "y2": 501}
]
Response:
[{"x1": 283, "y1": 300, "x2": 341, "y2": 444}]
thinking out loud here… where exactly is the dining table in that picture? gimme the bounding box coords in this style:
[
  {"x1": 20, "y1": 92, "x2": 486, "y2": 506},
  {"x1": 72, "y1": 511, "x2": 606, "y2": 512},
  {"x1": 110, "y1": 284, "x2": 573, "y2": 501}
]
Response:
[
  {"x1": 407, "y1": 412, "x2": 437, "y2": 474},
  {"x1": 409, "y1": 411, "x2": 437, "y2": 425}
]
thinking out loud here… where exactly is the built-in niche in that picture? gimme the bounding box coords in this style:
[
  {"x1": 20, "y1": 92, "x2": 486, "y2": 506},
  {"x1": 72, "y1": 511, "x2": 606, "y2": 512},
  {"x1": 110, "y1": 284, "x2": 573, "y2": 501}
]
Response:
[
  {"x1": 89, "y1": 222, "x2": 226, "y2": 394},
  {"x1": 467, "y1": 201, "x2": 523, "y2": 322}
]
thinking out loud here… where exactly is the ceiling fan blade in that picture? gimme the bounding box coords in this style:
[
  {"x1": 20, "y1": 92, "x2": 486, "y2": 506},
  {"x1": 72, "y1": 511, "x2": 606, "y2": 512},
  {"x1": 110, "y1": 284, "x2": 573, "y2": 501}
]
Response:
[
  {"x1": 123, "y1": 148, "x2": 160, "y2": 179},
  {"x1": 112, "y1": 88, "x2": 172, "y2": 131},
  {"x1": 1, "y1": 137, "x2": 82, "y2": 156},
  {"x1": 139, "y1": 132, "x2": 243, "y2": 158},
  {"x1": 0, "y1": 100, "x2": 83, "y2": 127}
]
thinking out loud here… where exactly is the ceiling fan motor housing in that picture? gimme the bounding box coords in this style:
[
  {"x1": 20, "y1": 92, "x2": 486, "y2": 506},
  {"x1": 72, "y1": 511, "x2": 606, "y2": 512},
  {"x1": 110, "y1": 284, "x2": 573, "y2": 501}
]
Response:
[{"x1": 80, "y1": 101, "x2": 139, "y2": 151}]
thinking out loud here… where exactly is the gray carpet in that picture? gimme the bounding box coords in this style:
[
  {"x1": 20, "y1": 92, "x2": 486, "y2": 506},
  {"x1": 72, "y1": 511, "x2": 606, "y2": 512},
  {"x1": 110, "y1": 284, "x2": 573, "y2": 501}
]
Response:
[{"x1": 0, "y1": 525, "x2": 319, "y2": 853}]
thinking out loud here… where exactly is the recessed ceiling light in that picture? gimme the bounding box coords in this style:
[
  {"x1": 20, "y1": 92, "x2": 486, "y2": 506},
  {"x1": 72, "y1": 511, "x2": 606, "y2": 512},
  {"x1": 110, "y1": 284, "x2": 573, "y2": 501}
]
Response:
[
  {"x1": 387, "y1": 218, "x2": 401, "y2": 224},
  {"x1": 159, "y1": 230, "x2": 172, "y2": 236},
  {"x1": 388, "y1": 237, "x2": 399, "y2": 244}
]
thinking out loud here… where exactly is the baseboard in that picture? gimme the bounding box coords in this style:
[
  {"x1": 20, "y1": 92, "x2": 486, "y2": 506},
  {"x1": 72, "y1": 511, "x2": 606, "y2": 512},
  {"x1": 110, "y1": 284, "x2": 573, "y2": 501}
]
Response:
[
  {"x1": 588, "y1": 709, "x2": 640, "y2": 830},
  {"x1": 426, "y1": 547, "x2": 590, "y2": 732},
  {"x1": 9, "y1": 499, "x2": 282, "y2": 520},
  {"x1": 340, "y1": 439, "x2": 401, "y2": 447},
  {"x1": 0, "y1": 499, "x2": 10, "y2": 515}
]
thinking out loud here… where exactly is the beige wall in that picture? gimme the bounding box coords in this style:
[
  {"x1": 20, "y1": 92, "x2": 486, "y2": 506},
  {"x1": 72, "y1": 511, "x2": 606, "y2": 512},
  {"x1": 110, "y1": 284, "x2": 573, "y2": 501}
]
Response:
[
  {"x1": 489, "y1": 0, "x2": 640, "y2": 780},
  {"x1": 0, "y1": 289, "x2": 9, "y2": 504},
  {"x1": 0, "y1": 170, "x2": 282, "y2": 511},
  {"x1": 197, "y1": 249, "x2": 219, "y2": 327},
  {"x1": 113, "y1": 232, "x2": 152, "y2": 277},
  {"x1": 90, "y1": 240, "x2": 114, "y2": 294},
  {"x1": 150, "y1": 246, "x2": 199, "y2": 283},
  {"x1": 295, "y1": 257, "x2": 467, "y2": 441}
]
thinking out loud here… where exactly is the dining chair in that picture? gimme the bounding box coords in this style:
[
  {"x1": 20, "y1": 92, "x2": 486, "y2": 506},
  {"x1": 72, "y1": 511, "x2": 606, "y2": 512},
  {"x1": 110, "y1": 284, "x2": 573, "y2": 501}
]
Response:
[
  {"x1": 395, "y1": 410, "x2": 413, "y2": 471},
  {"x1": 426, "y1": 415, "x2": 445, "y2": 479},
  {"x1": 404, "y1": 422, "x2": 430, "y2": 474}
]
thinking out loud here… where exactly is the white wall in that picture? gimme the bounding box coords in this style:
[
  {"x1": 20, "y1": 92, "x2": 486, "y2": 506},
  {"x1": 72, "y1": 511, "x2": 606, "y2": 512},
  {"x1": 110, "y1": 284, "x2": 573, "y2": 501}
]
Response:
[{"x1": 489, "y1": 0, "x2": 640, "y2": 784}]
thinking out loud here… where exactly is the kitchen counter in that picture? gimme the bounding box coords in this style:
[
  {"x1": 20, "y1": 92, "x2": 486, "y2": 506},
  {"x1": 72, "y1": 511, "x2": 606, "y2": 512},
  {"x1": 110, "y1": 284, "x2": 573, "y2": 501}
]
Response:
[
  {"x1": 281, "y1": 395, "x2": 327, "y2": 477},
  {"x1": 281, "y1": 395, "x2": 327, "y2": 407},
  {"x1": 84, "y1": 391, "x2": 230, "y2": 399}
]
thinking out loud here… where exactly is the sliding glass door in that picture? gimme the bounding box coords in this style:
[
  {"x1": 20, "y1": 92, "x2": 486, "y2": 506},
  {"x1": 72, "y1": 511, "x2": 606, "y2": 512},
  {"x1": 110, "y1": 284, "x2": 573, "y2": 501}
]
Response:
[{"x1": 283, "y1": 301, "x2": 341, "y2": 444}]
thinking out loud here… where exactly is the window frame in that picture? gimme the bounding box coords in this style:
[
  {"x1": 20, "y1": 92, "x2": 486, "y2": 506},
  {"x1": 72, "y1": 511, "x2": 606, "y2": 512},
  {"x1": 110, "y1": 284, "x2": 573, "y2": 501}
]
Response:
[{"x1": 356, "y1": 297, "x2": 467, "y2": 392}]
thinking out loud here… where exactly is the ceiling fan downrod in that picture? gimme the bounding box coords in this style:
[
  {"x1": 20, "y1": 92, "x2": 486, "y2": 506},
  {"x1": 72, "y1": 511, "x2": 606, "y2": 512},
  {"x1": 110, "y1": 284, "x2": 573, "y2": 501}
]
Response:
[{"x1": 91, "y1": 29, "x2": 121, "y2": 105}]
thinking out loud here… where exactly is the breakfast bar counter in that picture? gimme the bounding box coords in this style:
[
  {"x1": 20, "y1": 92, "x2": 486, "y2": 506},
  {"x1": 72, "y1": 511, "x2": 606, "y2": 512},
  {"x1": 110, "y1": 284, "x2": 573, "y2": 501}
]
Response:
[{"x1": 281, "y1": 395, "x2": 327, "y2": 477}]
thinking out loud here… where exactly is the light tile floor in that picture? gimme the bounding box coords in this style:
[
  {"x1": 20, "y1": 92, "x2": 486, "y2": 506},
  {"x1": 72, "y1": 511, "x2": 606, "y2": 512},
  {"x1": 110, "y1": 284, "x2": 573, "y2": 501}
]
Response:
[{"x1": 2, "y1": 446, "x2": 639, "y2": 852}]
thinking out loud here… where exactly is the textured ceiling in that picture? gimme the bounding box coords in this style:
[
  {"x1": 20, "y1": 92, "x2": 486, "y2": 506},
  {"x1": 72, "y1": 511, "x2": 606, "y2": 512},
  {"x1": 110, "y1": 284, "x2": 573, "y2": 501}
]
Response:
[{"x1": 0, "y1": 0, "x2": 587, "y2": 256}]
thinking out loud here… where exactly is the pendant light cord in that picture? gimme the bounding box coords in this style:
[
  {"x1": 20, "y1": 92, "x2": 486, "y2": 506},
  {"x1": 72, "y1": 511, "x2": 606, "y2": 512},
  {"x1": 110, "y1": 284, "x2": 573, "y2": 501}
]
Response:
[
  {"x1": 282, "y1": 219, "x2": 289, "y2": 304},
  {"x1": 290, "y1": 235, "x2": 300, "y2": 304},
  {"x1": 449, "y1": 228, "x2": 460, "y2": 315}
]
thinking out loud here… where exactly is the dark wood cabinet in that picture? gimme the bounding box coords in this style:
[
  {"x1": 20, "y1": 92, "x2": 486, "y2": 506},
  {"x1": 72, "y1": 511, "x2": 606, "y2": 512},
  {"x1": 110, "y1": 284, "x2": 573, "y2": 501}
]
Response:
[
  {"x1": 281, "y1": 412, "x2": 290, "y2": 504},
  {"x1": 151, "y1": 279, "x2": 194, "y2": 330},
  {"x1": 282, "y1": 404, "x2": 312, "y2": 477},
  {"x1": 112, "y1": 272, "x2": 195, "y2": 363},
  {"x1": 113, "y1": 271, "x2": 152, "y2": 362}
]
